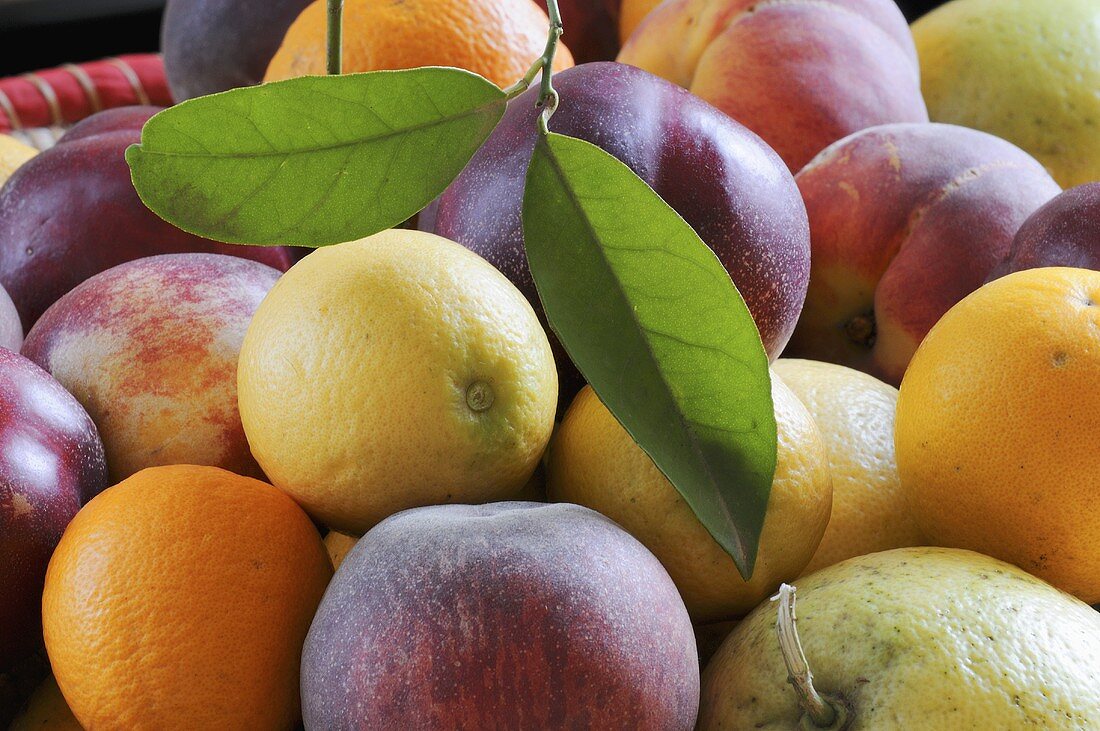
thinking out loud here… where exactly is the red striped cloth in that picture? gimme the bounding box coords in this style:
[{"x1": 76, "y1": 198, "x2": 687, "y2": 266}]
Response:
[{"x1": 0, "y1": 54, "x2": 172, "y2": 148}]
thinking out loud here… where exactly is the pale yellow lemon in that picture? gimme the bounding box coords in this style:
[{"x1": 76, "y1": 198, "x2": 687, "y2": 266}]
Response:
[{"x1": 547, "y1": 374, "x2": 831, "y2": 623}]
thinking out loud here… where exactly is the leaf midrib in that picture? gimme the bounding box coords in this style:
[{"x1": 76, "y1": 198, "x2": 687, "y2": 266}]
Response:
[
  {"x1": 136, "y1": 101, "x2": 504, "y2": 161},
  {"x1": 537, "y1": 135, "x2": 747, "y2": 561}
]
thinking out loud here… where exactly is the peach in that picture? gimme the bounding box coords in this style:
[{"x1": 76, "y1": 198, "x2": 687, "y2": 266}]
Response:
[
  {"x1": 22, "y1": 254, "x2": 280, "y2": 482},
  {"x1": 302, "y1": 502, "x2": 699, "y2": 728},
  {"x1": 617, "y1": 0, "x2": 928, "y2": 171},
  {"x1": 787, "y1": 123, "x2": 1061, "y2": 385}
]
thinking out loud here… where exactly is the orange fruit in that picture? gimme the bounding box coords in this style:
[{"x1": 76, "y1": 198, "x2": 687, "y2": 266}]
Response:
[
  {"x1": 265, "y1": 0, "x2": 575, "y2": 88},
  {"x1": 42, "y1": 465, "x2": 332, "y2": 730},
  {"x1": 896, "y1": 267, "x2": 1100, "y2": 603}
]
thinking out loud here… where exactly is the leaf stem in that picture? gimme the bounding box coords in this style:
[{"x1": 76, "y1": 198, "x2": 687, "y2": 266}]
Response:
[
  {"x1": 327, "y1": 0, "x2": 344, "y2": 76},
  {"x1": 774, "y1": 584, "x2": 851, "y2": 730},
  {"x1": 501, "y1": 0, "x2": 563, "y2": 131}
]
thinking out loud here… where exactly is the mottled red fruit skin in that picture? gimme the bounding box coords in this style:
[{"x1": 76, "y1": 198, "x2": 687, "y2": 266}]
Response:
[
  {"x1": 0, "y1": 109, "x2": 296, "y2": 331},
  {"x1": 989, "y1": 183, "x2": 1100, "y2": 280},
  {"x1": 618, "y1": 0, "x2": 928, "y2": 172},
  {"x1": 0, "y1": 348, "x2": 106, "y2": 671},
  {"x1": 536, "y1": 0, "x2": 621, "y2": 62},
  {"x1": 22, "y1": 253, "x2": 280, "y2": 483},
  {"x1": 788, "y1": 123, "x2": 1061, "y2": 385},
  {"x1": 162, "y1": 0, "x2": 314, "y2": 101},
  {"x1": 0, "y1": 283, "x2": 21, "y2": 352},
  {"x1": 302, "y1": 502, "x2": 700, "y2": 730},
  {"x1": 431, "y1": 62, "x2": 810, "y2": 401}
]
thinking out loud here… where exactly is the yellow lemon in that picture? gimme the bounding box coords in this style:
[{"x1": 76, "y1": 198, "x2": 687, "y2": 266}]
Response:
[
  {"x1": 238, "y1": 230, "x2": 558, "y2": 534},
  {"x1": 0, "y1": 134, "x2": 35, "y2": 187},
  {"x1": 773, "y1": 358, "x2": 924, "y2": 575},
  {"x1": 547, "y1": 374, "x2": 831, "y2": 623}
]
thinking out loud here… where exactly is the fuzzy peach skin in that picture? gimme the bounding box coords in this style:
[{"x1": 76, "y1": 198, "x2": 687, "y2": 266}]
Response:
[
  {"x1": 617, "y1": 0, "x2": 927, "y2": 171},
  {"x1": 787, "y1": 123, "x2": 1060, "y2": 385},
  {"x1": 22, "y1": 254, "x2": 281, "y2": 482}
]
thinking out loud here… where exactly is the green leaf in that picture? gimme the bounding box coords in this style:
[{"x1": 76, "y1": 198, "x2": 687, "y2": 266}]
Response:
[
  {"x1": 523, "y1": 132, "x2": 777, "y2": 579},
  {"x1": 126, "y1": 67, "x2": 506, "y2": 247}
]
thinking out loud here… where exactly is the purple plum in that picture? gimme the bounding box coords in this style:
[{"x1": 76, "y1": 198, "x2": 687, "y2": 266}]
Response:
[
  {"x1": 0, "y1": 348, "x2": 106, "y2": 671},
  {"x1": 429, "y1": 61, "x2": 810, "y2": 400}
]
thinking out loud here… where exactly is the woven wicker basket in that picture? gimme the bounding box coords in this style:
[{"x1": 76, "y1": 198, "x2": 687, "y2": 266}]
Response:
[{"x1": 0, "y1": 53, "x2": 172, "y2": 149}]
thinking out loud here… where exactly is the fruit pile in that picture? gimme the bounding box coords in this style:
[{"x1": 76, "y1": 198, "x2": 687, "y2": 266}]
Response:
[{"x1": 3, "y1": 0, "x2": 1100, "y2": 728}]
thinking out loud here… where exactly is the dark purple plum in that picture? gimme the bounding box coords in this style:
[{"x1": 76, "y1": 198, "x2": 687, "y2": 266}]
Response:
[
  {"x1": 302, "y1": 501, "x2": 699, "y2": 730},
  {"x1": 0, "y1": 348, "x2": 107, "y2": 671},
  {"x1": 0, "y1": 109, "x2": 298, "y2": 330},
  {"x1": 162, "y1": 0, "x2": 314, "y2": 101},
  {"x1": 990, "y1": 182, "x2": 1100, "y2": 280},
  {"x1": 429, "y1": 62, "x2": 810, "y2": 401}
]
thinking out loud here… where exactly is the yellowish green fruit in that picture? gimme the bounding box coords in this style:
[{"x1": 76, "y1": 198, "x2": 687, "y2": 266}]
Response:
[
  {"x1": 238, "y1": 230, "x2": 558, "y2": 534},
  {"x1": 773, "y1": 359, "x2": 924, "y2": 575},
  {"x1": 700, "y1": 547, "x2": 1100, "y2": 729},
  {"x1": 9, "y1": 675, "x2": 81, "y2": 731},
  {"x1": 547, "y1": 375, "x2": 832, "y2": 623},
  {"x1": 324, "y1": 531, "x2": 357, "y2": 572},
  {"x1": 913, "y1": 0, "x2": 1100, "y2": 187},
  {"x1": 0, "y1": 134, "x2": 35, "y2": 188}
]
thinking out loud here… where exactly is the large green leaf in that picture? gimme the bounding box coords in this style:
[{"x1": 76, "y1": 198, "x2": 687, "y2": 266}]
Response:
[
  {"x1": 126, "y1": 68, "x2": 506, "y2": 247},
  {"x1": 523, "y1": 132, "x2": 777, "y2": 579}
]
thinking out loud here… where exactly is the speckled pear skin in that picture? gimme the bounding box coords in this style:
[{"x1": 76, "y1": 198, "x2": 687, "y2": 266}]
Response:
[
  {"x1": 0, "y1": 109, "x2": 297, "y2": 331},
  {"x1": 788, "y1": 122, "x2": 1061, "y2": 385},
  {"x1": 22, "y1": 253, "x2": 280, "y2": 483},
  {"x1": 700, "y1": 547, "x2": 1100, "y2": 729},
  {"x1": 302, "y1": 502, "x2": 700, "y2": 730},
  {"x1": 431, "y1": 62, "x2": 810, "y2": 402},
  {"x1": 990, "y1": 183, "x2": 1100, "y2": 281},
  {"x1": 0, "y1": 348, "x2": 106, "y2": 672}
]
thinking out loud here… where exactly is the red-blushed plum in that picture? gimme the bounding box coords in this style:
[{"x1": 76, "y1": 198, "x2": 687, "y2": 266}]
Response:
[
  {"x1": 989, "y1": 183, "x2": 1100, "y2": 279},
  {"x1": 0, "y1": 109, "x2": 296, "y2": 331},
  {"x1": 0, "y1": 282, "x2": 21, "y2": 352},
  {"x1": 430, "y1": 62, "x2": 810, "y2": 400},
  {"x1": 0, "y1": 348, "x2": 106, "y2": 672},
  {"x1": 162, "y1": 0, "x2": 314, "y2": 101},
  {"x1": 787, "y1": 123, "x2": 1061, "y2": 386},
  {"x1": 535, "y1": 0, "x2": 621, "y2": 62},
  {"x1": 55, "y1": 106, "x2": 161, "y2": 144},
  {"x1": 618, "y1": 0, "x2": 927, "y2": 172},
  {"x1": 22, "y1": 254, "x2": 279, "y2": 483},
  {"x1": 302, "y1": 502, "x2": 700, "y2": 729}
]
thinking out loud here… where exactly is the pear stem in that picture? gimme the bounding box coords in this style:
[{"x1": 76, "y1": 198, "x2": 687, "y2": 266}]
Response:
[
  {"x1": 774, "y1": 584, "x2": 849, "y2": 730},
  {"x1": 327, "y1": 0, "x2": 344, "y2": 76}
]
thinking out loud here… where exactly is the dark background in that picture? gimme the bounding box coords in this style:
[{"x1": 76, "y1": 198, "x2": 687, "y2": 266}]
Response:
[{"x1": 0, "y1": 0, "x2": 948, "y2": 77}]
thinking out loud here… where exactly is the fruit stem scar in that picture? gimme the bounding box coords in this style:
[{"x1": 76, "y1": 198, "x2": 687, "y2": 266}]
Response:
[
  {"x1": 466, "y1": 381, "x2": 495, "y2": 412},
  {"x1": 844, "y1": 314, "x2": 876, "y2": 348},
  {"x1": 774, "y1": 584, "x2": 851, "y2": 730}
]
